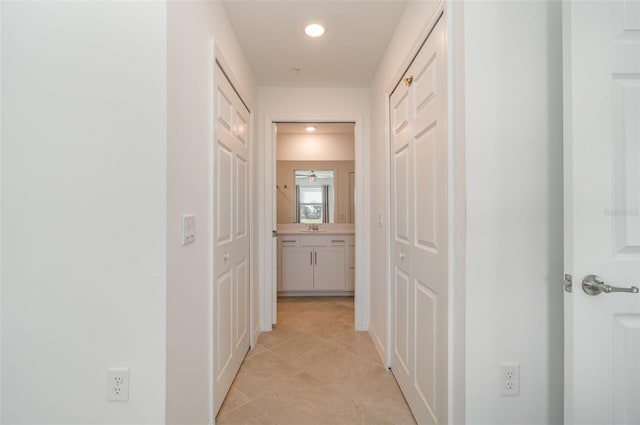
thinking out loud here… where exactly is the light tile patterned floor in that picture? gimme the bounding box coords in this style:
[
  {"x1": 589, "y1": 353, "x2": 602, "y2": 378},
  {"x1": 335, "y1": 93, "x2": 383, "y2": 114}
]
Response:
[{"x1": 216, "y1": 296, "x2": 417, "y2": 425}]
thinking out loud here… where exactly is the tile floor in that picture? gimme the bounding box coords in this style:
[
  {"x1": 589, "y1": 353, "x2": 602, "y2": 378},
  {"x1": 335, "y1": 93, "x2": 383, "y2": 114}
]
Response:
[{"x1": 216, "y1": 296, "x2": 417, "y2": 425}]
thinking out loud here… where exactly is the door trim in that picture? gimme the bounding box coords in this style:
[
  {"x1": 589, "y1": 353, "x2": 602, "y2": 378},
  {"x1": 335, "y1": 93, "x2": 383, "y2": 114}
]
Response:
[
  {"x1": 262, "y1": 114, "x2": 369, "y2": 331},
  {"x1": 383, "y1": 1, "x2": 466, "y2": 423}
]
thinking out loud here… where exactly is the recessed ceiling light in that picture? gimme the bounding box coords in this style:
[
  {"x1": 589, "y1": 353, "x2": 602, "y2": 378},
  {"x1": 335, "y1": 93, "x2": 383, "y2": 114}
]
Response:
[
  {"x1": 304, "y1": 23, "x2": 325, "y2": 38},
  {"x1": 305, "y1": 126, "x2": 316, "y2": 132}
]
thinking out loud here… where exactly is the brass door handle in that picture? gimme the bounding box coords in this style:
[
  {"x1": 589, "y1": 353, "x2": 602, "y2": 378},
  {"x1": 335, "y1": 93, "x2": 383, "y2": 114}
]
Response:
[{"x1": 404, "y1": 76, "x2": 414, "y2": 87}]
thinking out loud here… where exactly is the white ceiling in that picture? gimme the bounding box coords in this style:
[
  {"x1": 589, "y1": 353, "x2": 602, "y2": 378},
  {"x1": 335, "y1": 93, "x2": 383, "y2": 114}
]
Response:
[
  {"x1": 276, "y1": 122, "x2": 354, "y2": 134},
  {"x1": 222, "y1": 0, "x2": 408, "y2": 87}
]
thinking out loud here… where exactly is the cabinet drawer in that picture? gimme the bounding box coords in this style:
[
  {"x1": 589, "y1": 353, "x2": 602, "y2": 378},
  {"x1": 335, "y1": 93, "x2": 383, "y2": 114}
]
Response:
[{"x1": 300, "y1": 235, "x2": 328, "y2": 246}]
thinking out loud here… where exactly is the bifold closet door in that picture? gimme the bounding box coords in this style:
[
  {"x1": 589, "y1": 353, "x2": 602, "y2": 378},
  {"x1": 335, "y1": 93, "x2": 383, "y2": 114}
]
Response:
[
  {"x1": 213, "y1": 63, "x2": 250, "y2": 415},
  {"x1": 390, "y1": 14, "x2": 448, "y2": 425}
]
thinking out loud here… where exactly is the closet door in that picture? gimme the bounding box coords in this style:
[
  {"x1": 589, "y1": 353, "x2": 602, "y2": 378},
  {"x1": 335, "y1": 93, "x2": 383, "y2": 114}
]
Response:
[
  {"x1": 390, "y1": 15, "x2": 448, "y2": 425},
  {"x1": 213, "y1": 63, "x2": 250, "y2": 415}
]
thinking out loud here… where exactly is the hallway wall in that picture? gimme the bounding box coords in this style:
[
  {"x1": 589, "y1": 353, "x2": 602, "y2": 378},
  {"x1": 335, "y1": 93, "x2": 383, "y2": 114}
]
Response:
[
  {"x1": 1, "y1": 2, "x2": 168, "y2": 423},
  {"x1": 166, "y1": 2, "x2": 259, "y2": 424},
  {"x1": 463, "y1": 1, "x2": 564, "y2": 423},
  {"x1": 368, "y1": 0, "x2": 441, "y2": 373},
  {"x1": 369, "y1": 1, "x2": 563, "y2": 424}
]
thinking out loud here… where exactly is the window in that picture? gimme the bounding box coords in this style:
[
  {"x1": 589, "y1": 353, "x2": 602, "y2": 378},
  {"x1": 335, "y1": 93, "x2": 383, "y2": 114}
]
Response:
[
  {"x1": 298, "y1": 186, "x2": 323, "y2": 223},
  {"x1": 295, "y1": 170, "x2": 334, "y2": 223}
]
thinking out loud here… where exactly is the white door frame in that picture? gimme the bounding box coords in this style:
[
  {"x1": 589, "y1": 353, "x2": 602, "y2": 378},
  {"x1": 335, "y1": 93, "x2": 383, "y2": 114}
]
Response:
[
  {"x1": 262, "y1": 113, "x2": 370, "y2": 331},
  {"x1": 383, "y1": 1, "x2": 466, "y2": 423}
]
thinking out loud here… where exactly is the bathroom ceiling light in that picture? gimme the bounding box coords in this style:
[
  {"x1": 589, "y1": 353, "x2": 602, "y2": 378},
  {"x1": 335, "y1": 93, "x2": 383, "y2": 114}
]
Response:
[
  {"x1": 304, "y1": 23, "x2": 325, "y2": 38},
  {"x1": 305, "y1": 126, "x2": 316, "y2": 132}
]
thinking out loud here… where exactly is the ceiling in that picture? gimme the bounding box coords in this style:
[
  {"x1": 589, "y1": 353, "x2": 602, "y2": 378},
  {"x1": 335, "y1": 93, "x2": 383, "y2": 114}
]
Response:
[
  {"x1": 276, "y1": 122, "x2": 354, "y2": 135},
  {"x1": 222, "y1": 0, "x2": 408, "y2": 87}
]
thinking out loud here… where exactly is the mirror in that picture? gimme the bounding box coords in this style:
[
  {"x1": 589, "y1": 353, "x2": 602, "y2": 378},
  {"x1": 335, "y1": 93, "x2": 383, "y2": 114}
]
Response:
[
  {"x1": 276, "y1": 123, "x2": 355, "y2": 224},
  {"x1": 295, "y1": 170, "x2": 335, "y2": 223}
]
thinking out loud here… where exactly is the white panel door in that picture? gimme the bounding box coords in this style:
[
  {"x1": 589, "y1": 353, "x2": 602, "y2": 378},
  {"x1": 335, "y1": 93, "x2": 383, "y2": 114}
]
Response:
[
  {"x1": 390, "y1": 15, "x2": 447, "y2": 425},
  {"x1": 563, "y1": 1, "x2": 640, "y2": 424},
  {"x1": 213, "y1": 63, "x2": 250, "y2": 415}
]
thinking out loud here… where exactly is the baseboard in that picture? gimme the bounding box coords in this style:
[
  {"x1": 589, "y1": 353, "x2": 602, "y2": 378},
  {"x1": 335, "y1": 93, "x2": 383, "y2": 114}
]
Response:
[{"x1": 369, "y1": 324, "x2": 387, "y2": 367}]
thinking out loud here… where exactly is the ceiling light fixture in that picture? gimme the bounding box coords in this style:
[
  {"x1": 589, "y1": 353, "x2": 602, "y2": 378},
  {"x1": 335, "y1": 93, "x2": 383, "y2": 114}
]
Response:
[
  {"x1": 304, "y1": 23, "x2": 325, "y2": 38},
  {"x1": 305, "y1": 126, "x2": 316, "y2": 132}
]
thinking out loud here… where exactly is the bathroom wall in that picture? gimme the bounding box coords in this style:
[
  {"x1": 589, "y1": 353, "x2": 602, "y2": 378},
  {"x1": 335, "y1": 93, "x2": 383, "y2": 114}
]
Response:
[{"x1": 277, "y1": 160, "x2": 355, "y2": 224}]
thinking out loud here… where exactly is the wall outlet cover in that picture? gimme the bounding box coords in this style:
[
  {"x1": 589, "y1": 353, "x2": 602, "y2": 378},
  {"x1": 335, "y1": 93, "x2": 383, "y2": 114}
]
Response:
[
  {"x1": 500, "y1": 363, "x2": 520, "y2": 396},
  {"x1": 108, "y1": 368, "x2": 130, "y2": 401}
]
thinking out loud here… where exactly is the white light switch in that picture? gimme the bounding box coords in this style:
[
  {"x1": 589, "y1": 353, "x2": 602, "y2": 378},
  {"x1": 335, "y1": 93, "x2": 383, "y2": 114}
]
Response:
[{"x1": 182, "y1": 215, "x2": 195, "y2": 245}]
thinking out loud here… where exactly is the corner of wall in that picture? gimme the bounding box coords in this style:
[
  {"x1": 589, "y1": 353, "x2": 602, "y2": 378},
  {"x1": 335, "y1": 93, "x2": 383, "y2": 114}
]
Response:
[{"x1": 447, "y1": 1, "x2": 467, "y2": 423}]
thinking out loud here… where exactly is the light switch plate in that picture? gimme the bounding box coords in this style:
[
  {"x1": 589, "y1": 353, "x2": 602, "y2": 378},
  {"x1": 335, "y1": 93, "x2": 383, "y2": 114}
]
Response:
[{"x1": 182, "y1": 215, "x2": 195, "y2": 245}]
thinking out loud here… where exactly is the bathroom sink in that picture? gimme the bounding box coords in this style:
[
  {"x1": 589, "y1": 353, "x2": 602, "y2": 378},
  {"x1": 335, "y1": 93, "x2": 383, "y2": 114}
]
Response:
[{"x1": 299, "y1": 230, "x2": 328, "y2": 233}]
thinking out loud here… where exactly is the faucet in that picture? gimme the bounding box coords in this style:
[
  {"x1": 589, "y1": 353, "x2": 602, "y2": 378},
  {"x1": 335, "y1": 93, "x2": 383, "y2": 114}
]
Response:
[{"x1": 307, "y1": 224, "x2": 319, "y2": 231}]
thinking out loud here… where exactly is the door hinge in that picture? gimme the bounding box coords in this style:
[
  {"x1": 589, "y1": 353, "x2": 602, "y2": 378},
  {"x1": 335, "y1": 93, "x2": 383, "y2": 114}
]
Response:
[{"x1": 564, "y1": 274, "x2": 573, "y2": 293}]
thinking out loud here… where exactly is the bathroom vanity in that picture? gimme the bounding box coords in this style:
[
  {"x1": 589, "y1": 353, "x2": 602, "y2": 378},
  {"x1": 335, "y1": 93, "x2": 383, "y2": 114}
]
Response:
[{"x1": 277, "y1": 224, "x2": 355, "y2": 295}]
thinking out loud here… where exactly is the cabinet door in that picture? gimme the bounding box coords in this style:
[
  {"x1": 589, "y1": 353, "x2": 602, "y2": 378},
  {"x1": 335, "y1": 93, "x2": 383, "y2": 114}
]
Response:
[
  {"x1": 313, "y1": 246, "x2": 346, "y2": 290},
  {"x1": 348, "y1": 238, "x2": 355, "y2": 290},
  {"x1": 281, "y1": 246, "x2": 314, "y2": 291}
]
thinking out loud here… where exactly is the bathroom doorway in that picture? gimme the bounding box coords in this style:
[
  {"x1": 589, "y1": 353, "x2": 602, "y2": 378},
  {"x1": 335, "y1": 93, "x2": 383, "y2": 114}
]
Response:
[
  {"x1": 275, "y1": 123, "x2": 356, "y2": 298},
  {"x1": 263, "y1": 118, "x2": 368, "y2": 331}
]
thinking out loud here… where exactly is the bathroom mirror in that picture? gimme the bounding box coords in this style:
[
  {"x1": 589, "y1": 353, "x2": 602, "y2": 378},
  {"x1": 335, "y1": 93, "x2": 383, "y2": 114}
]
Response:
[
  {"x1": 276, "y1": 123, "x2": 355, "y2": 224},
  {"x1": 294, "y1": 169, "x2": 335, "y2": 223}
]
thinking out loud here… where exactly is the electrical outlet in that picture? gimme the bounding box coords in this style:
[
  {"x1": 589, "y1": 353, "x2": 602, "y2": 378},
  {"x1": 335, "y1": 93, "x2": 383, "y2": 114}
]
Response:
[
  {"x1": 108, "y1": 368, "x2": 130, "y2": 401},
  {"x1": 500, "y1": 364, "x2": 520, "y2": 396}
]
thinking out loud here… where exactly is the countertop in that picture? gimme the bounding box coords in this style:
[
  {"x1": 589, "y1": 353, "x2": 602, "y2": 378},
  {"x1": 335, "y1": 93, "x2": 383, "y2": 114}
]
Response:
[{"x1": 277, "y1": 223, "x2": 355, "y2": 235}]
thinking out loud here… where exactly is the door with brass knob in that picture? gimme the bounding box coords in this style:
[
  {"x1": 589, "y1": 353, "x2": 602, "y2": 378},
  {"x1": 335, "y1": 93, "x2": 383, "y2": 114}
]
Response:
[{"x1": 390, "y1": 13, "x2": 447, "y2": 425}]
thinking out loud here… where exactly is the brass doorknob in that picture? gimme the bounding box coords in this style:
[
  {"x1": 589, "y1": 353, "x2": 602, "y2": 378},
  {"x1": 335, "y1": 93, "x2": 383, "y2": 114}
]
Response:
[{"x1": 404, "y1": 76, "x2": 414, "y2": 87}]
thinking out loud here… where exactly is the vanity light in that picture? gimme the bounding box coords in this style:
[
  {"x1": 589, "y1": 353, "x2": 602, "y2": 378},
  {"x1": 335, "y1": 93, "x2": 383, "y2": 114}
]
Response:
[
  {"x1": 305, "y1": 126, "x2": 316, "y2": 132},
  {"x1": 304, "y1": 23, "x2": 325, "y2": 38}
]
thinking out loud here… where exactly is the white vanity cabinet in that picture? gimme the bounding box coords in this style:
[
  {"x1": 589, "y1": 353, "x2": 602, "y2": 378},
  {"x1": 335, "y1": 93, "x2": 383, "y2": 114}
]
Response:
[{"x1": 279, "y1": 234, "x2": 351, "y2": 293}]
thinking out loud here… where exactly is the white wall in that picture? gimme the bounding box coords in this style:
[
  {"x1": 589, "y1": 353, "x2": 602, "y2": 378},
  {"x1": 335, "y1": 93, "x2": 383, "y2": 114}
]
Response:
[
  {"x1": 0, "y1": 0, "x2": 4, "y2": 419},
  {"x1": 463, "y1": 1, "x2": 564, "y2": 423},
  {"x1": 369, "y1": 1, "x2": 563, "y2": 424},
  {"x1": 259, "y1": 87, "x2": 370, "y2": 330},
  {"x1": 1, "y1": 2, "x2": 167, "y2": 423},
  {"x1": 368, "y1": 0, "x2": 440, "y2": 369},
  {"x1": 166, "y1": 2, "x2": 259, "y2": 424},
  {"x1": 277, "y1": 133, "x2": 355, "y2": 161}
]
